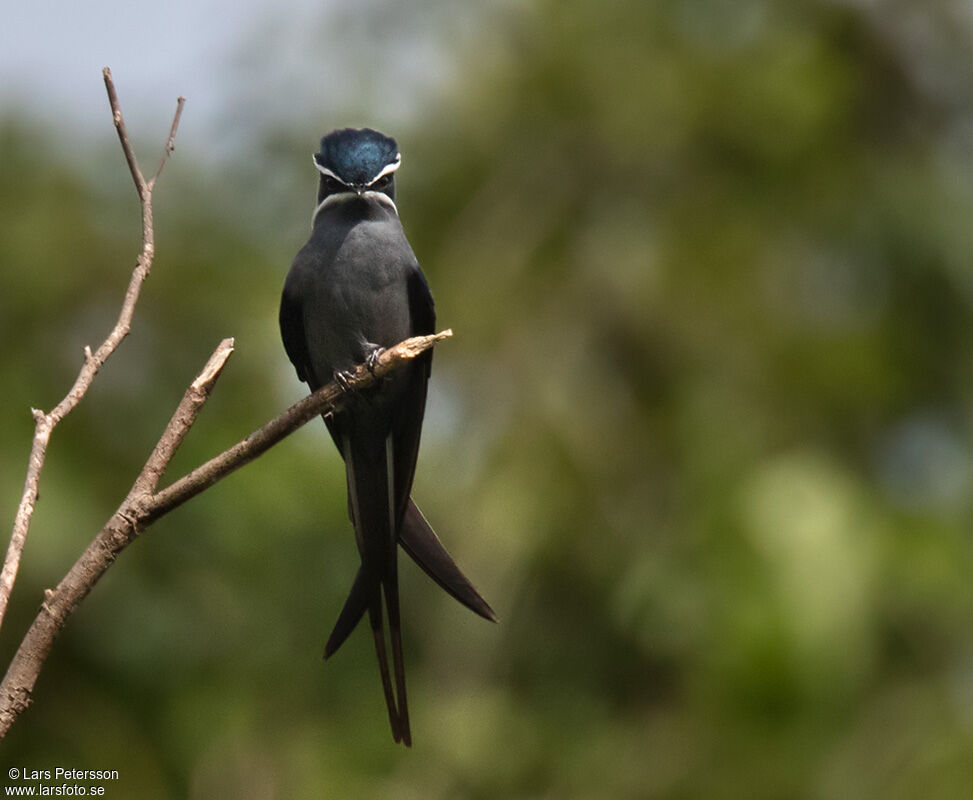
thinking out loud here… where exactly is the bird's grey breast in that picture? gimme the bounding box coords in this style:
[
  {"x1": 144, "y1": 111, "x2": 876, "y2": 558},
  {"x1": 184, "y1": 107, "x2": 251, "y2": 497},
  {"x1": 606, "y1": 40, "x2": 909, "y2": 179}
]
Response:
[{"x1": 304, "y1": 213, "x2": 417, "y2": 375}]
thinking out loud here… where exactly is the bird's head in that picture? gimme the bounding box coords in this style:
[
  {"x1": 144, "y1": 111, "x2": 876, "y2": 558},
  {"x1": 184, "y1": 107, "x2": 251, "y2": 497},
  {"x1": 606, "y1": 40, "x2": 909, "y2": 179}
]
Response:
[{"x1": 313, "y1": 128, "x2": 400, "y2": 214}]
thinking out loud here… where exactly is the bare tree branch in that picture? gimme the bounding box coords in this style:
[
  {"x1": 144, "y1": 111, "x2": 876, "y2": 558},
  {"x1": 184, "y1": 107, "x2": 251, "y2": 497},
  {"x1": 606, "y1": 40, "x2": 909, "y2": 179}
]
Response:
[
  {"x1": 148, "y1": 92, "x2": 186, "y2": 190},
  {"x1": 0, "y1": 69, "x2": 185, "y2": 637},
  {"x1": 147, "y1": 330, "x2": 452, "y2": 523},
  {"x1": 103, "y1": 66, "x2": 147, "y2": 199},
  {"x1": 0, "y1": 330, "x2": 451, "y2": 739},
  {"x1": 131, "y1": 338, "x2": 237, "y2": 498}
]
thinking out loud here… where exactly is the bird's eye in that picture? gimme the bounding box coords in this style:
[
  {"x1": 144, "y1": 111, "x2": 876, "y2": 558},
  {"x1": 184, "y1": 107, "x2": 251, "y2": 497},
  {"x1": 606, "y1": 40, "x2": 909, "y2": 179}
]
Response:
[
  {"x1": 324, "y1": 177, "x2": 341, "y2": 191},
  {"x1": 374, "y1": 175, "x2": 391, "y2": 191}
]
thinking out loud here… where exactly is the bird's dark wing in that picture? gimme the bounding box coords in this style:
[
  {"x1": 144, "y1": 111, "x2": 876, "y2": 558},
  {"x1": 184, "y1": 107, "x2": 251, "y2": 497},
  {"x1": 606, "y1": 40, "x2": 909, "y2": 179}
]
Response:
[
  {"x1": 407, "y1": 266, "x2": 436, "y2": 338},
  {"x1": 280, "y1": 269, "x2": 314, "y2": 385},
  {"x1": 390, "y1": 267, "x2": 436, "y2": 525}
]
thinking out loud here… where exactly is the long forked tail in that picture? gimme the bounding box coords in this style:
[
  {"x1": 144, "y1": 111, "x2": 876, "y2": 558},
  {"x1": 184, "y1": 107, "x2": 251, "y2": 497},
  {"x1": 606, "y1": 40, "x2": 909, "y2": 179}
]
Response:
[
  {"x1": 400, "y1": 501, "x2": 497, "y2": 623},
  {"x1": 340, "y1": 432, "x2": 411, "y2": 746},
  {"x1": 384, "y1": 558, "x2": 411, "y2": 746},
  {"x1": 324, "y1": 500, "x2": 496, "y2": 660},
  {"x1": 368, "y1": 597, "x2": 401, "y2": 742}
]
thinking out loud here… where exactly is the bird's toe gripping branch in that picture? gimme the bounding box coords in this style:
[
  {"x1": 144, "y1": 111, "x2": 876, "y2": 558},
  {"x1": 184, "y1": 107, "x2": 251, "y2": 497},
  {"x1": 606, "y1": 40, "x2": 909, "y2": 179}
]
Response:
[
  {"x1": 333, "y1": 369, "x2": 357, "y2": 393},
  {"x1": 365, "y1": 346, "x2": 387, "y2": 377}
]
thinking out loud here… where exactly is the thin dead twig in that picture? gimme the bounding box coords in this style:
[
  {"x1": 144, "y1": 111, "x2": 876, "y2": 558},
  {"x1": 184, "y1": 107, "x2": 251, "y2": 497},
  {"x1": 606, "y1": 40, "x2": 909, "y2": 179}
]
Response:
[{"x1": 0, "y1": 69, "x2": 185, "y2": 636}]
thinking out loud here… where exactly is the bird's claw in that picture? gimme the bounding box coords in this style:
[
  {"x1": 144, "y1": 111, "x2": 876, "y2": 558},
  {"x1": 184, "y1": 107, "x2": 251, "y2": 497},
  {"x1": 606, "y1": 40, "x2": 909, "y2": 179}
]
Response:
[
  {"x1": 333, "y1": 369, "x2": 356, "y2": 393},
  {"x1": 365, "y1": 346, "x2": 386, "y2": 377}
]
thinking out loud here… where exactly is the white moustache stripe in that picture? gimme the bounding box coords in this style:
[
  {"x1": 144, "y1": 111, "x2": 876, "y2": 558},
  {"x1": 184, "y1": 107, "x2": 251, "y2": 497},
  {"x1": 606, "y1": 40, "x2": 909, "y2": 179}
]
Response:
[{"x1": 312, "y1": 191, "x2": 398, "y2": 224}]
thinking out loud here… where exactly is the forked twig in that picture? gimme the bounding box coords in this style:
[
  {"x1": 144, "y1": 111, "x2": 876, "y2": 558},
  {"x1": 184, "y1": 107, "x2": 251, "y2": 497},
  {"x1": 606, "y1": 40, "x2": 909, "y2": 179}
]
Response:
[{"x1": 0, "y1": 69, "x2": 185, "y2": 637}]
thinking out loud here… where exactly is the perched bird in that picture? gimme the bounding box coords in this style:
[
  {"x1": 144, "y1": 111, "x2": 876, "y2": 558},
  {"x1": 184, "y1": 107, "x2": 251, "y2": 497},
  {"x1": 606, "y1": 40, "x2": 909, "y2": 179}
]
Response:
[{"x1": 279, "y1": 128, "x2": 495, "y2": 746}]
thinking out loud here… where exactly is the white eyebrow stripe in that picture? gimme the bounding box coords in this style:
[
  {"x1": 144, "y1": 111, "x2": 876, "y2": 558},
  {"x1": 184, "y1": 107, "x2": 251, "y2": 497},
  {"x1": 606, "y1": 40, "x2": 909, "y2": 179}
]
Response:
[
  {"x1": 312, "y1": 158, "x2": 352, "y2": 185},
  {"x1": 314, "y1": 153, "x2": 401, "y2": 186},
  {"x1": 365, "y1": 153, "x2": 401, "y2": 185},
  {"x1": 311, "y1": 190, "x2": 398, "y2": 224}
]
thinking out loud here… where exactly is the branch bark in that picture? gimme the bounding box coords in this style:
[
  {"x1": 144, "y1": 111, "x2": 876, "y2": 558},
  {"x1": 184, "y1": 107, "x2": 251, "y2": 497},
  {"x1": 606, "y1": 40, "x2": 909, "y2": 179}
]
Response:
[
  {"x1": 0, "y1": 330, "x2": 451, "y2": 739},
  {"x1": 0, "y1": 69, "x2": 185, "y2": 637}
]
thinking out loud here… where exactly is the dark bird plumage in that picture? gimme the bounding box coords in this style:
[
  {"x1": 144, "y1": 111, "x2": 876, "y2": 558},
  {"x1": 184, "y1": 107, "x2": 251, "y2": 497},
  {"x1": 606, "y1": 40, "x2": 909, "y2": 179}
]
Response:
[{"x1": 280, "y1": 128, "x2": 495, "y2": 746}]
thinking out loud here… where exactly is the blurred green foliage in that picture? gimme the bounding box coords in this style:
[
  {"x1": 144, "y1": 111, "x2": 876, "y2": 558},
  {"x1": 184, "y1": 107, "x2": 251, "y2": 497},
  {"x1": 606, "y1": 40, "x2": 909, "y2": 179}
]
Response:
[{"x1": 3, "y1": 0, "x2": 973, "y2": 797}]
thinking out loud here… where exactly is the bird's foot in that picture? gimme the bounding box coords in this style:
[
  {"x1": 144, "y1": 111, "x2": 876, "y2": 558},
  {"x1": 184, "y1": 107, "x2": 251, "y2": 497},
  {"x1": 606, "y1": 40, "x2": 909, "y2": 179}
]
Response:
[
  {"x1": 365, "y1": 346, "x2": 386, "y2": 377},
  {"x1": 333, "y1": 369, "x2": 356, "y2": 393}
]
